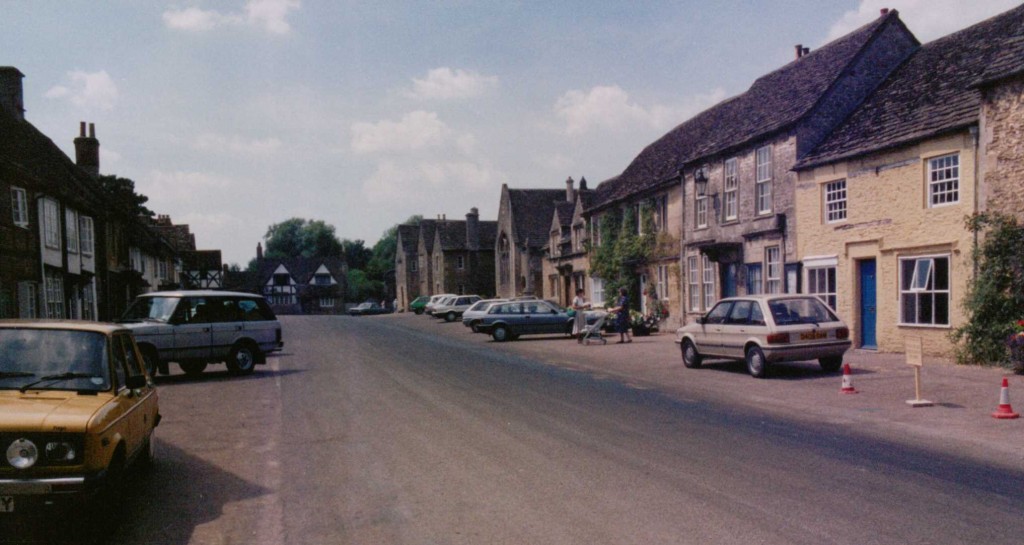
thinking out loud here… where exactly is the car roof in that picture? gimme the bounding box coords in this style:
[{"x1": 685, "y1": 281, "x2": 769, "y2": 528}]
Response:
[
  {"x1": 135, "y1": 290, "x2": 265, "y2": 299},
  {"x1": 716, "y1": 295, "x2": 823, "y2": 303},
  {"x1": 0, "y1": 320, "x2": 129, "y2": 335}
]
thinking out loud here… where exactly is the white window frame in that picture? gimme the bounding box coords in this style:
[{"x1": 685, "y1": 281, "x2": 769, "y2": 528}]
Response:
[
  {"x1": 456, "y1": 255, "x2": 465, "y2": 270},
  {"x1": 702, "y1": 255, "x2": 715, "y2": 310},
  {"x1": 18, "y1": 281, "x2": 38, "y2": 319},
  {"x1": 765, "y1": 246, "x2": 782, "y2": 294},
  {"x1": 81, "y1": 278, "x2": 96, "y2": 321},
  {"x1": 755, "y1": 145, "x2": 773, "y2": 215},
  {"x1": 65, "y1": 208, "x2": 79, "y2": 254},
  {"x1": 899, "y1": 254, "x2": 950, "y2": 326},
  {"x1": 319, "y1": 297, "x2": 336, "y2": 308},
  {"x1": 928, "y1": 154, "x2": 960, "y2": 207},
  {"x1": 806, "y1": 266, "x2": 837, "y2": 310},
  {"x1": 42, "y1": 198, "x2": 61, "y2": 250},
  {"x1": 656, "y1": 265, "x2": 669, "y2": 303},
  {"x1": 130, "y1": 247, "x2": 143, "y2": 273},
  {"x1": 158, "y1": 260, "x2": 169, "y2": 281},
  {"x1": 44, "y1": 270, "x2": 64, "y2": 319},
  {"x1": 11, "y1": 187, "x2": 28, "y2": 228},
  {"x1": 824, "y1": 179, "x2": 847, "y2": 223},
  {"x1": 590, "y1": 276, "x2": 605, "y2": 306},
  {"x1": 410, "y1": 259, "x2": 418, "y2": 272},
  {"x1": 723, "y1": 158, "x2": 738, "y2": 221},
  {"x1": 695, "y1": 195, "x2": 708, "y2": 228},
  {"x1": 654, "y1": 194, "x2": 669, "y2": 232},
  {"x1": 688, "y1": 256, "x2": 700, "y2": 311},
  {"x1": 79, "y1": 216, "x2": 94, "y2": 256}
]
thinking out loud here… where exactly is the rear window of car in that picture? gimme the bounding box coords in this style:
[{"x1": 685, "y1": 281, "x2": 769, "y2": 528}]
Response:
[{"x1": 769, "y1": 298, "x2": 838, "y2": 325}]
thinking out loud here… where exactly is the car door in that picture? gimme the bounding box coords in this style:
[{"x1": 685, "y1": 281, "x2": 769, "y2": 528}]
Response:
[
  {"x1": 699, "y1": 301, "x2": 734, "y2": 356},
  {"x1": 721, "y1": 300, "x2": 761, "y2": 359},
  {"x1": 171, "y1": 296, "x2": 213, "y2": 362},
  {"x1": 209, "y1": 297, "x2": 242, "y2": 361},
  {"x1": 109, "y1": 334, "x2": 148, "y2": 458},
  {"x1": 531, "y1": 302, "x2": 567, "y2": 334}
]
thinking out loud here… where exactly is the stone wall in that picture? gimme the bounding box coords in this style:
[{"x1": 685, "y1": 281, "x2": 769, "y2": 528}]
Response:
[{"x1": 980, "y1": 77, "x2": 1024, "y2": 221}]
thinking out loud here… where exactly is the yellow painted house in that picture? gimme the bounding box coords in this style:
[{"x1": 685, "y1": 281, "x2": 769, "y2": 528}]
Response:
[{"x1": 794, "y1": 5, "x2": 1023, "y2": 356}]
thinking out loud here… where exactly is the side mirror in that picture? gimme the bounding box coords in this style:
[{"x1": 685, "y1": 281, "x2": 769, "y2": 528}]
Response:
[
  {"x1": 696, "y1": 316, "x2": 707, "y2": 325},
  {"x1": 125, "y1": 375, "x2": 147, "y2": 390}
]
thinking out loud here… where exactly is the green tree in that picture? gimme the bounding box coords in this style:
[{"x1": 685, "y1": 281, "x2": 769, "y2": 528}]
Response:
[
  {"x1": 587, "y1": 205, "x2": 656, "y2": 306},
  {"x1": 341, "y1": 239, "x2": 372, "y2": 271},
  {"x1": 263, "y1": 218, "x2": 343, "y2": 259},
  {"x1": 98, "y1": 174, "x2": 154, "y2": 217},
  {"x1": 346, "y1": 269, "x2": 386, "y2": 303},
  {"x1": 366, "y1": 215, "x2": 423, "y2": 281},
  {"x1": 952, "y1": 212, "x2": 1024, "y2": 367}
]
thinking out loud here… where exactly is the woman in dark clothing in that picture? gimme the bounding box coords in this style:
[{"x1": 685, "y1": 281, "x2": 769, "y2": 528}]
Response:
[{"x1": 610, "y1": 287, "x2": 632, "y2": 343}]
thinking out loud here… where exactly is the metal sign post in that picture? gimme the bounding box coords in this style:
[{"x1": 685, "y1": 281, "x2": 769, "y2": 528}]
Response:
[{"x1": 905, "y1": 337, "x2": 933, "y2": 407}]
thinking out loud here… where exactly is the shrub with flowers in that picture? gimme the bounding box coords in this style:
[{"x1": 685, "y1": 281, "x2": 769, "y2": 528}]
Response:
[{"x1": 1009, "y1": 320, "x2": 1024, "y2": 372}]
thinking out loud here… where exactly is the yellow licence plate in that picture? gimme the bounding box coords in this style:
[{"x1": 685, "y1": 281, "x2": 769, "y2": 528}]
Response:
[{"x1": 799, "y1": 331, "x2": 828, "y2": 341}]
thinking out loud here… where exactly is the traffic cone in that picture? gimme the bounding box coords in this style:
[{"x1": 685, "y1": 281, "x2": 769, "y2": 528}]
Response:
[
  {"x1": 840, "y1": 363, "x2": 858, "y2": 394},
  {"x1": 991, "y1": 377, "x2": 1020, "y2": 419}
]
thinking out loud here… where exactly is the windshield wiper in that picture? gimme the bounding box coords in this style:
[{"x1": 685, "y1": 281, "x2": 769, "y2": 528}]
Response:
[
  {"x1": 0, "y1": 371, "x2": 35, "y2": 379},
  {"x1": 19, "y1": 372, "x2": 101, "y2": 393}
]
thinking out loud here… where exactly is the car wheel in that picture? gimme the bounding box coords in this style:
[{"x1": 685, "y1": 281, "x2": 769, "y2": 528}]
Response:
[
  {"x1": 140, "y1": 431, "x2": 156, "y2": 470},
  {"x1": 492, "y1": 326, "x2": 509, "y2": 342},
  {"x1": 140, "y1": 346, "x2": 160, "y2": 377},
  {"x1": 446, "y1": 311, "x2": 456, "y2": 322},
  {"x1": 681, "y1": 339, "x2": 703, "y2": 369},
  {"x1": 179, "y1": 361, "x2": 208, "y2": 376},
  {"x1": 746, "y1": 346, "x2": 768, "y2": 378},
  {"x1": 470, "y1": 321, "x2": 480, "y2": 333},
  {"x1": 83, "y1": 452, "x2": 126, "y2": 539},
  {"x1": 227, "y1": 343, "x2": 258, "y2": 375},
  {"x1": 819, "y1": 356, "x2": 843, "y2": 373},
  {"x1": 414, "y1": 308, "x2": 424, "y2": 315}
]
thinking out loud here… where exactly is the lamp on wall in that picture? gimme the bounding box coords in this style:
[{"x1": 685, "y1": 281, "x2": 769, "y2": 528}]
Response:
[{"x1": 693, "y1": 167, "x2": 709, "y2": 197}]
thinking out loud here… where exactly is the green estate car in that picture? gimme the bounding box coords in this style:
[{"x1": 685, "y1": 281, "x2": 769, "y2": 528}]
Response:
[{"x1": 409, "y1": 296, "x2": 431, "y2": 315}]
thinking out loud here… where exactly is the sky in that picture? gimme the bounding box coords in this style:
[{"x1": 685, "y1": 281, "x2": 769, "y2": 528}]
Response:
[{"x1": 3, "y1": 0, "x2": 1019, "y2": 266}]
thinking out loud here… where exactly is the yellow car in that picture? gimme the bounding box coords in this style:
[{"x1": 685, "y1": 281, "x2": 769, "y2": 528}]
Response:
[{"x1": 0, "y1": 321, "x2": 160, "y2": 526}]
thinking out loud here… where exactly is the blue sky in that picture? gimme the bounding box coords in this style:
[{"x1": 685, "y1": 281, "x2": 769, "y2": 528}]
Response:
[{"x1": 3, "y1": 0, "x2": 1018, "y2": 266}]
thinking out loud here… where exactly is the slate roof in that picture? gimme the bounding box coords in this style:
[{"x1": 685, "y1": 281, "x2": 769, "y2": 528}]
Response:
[
  {"x1": 182, "y1": 250, "x2": 222, "y2": 271},
  {"x1": 798, "y1": 4, "x2": 1024, "y2": 169},
  {"x1": 509, "y1": 189, "x2": 567, "y2": 248},
  {"x1": 590, "y1": 11, "x2": 909, "y2": 210},
  {"x1": 555, "y1": 201, "x2": 576, "y2": 228},
  {"x1": 419, "y1": 219, "x2": 438, "y2": 254},
  {"x1": 397, "y1": 224, "x2": 419, "y2": 254},
  {"x1": 255, "y1": 256, "x2": 346, "y2": 285},
  {"x1": 478, "y1": 221, "x2": 498, "y2": 250},
  {"x1": 437, "y1": 220, "x2": 467, "y2": 250}
]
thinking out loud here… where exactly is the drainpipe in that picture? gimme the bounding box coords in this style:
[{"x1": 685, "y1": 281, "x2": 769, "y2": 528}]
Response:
[{"x1": 970, "y1": 124, "x2": 980, "y2": 278}]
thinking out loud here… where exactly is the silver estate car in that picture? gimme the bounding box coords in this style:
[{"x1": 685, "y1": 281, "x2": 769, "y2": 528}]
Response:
[
  {"x1": 117, "y1": 290, "x2": 283, "y2": 377},
  {"x1": 675, "y1": 295, "x2": 851, "y2": 378}
]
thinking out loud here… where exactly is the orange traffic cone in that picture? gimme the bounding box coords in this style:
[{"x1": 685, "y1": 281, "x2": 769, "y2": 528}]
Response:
[
  {"x1": 840, "y1": 363, "x2": 858, "y2": 394},
  {"x1": 992, "y1": 377, "x2": 1020, "y2": 419}
]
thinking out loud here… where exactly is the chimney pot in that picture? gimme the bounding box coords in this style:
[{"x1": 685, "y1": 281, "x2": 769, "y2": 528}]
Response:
[
  {"x1": 74, "y1": 120, "x2": 100, "y2": 178},
  {"x1": 79, "y1": 121, "x2": 86, "y2": 137},
  {"x1": 795, "y1": 44, "x2": 803, "y2": 59},
  {"x1": 89, "y1": 123, "x2": 95, "y2": 138},
  {"x1": 880, "y1": 8, "x2": 889, "y2": 15},
  {"x1": 0, "y1": 67, "x2": 26, "y2": 121}
]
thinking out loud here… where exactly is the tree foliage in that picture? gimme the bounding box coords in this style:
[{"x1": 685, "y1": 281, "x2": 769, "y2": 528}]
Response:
[
  {"x1": 951, "y1": 212, "x2": 1024, "y2": 367},
  {"x1": 587, "y1": 204, "x2": 657, "y2": 306},
  {"x1": 98, "y1": 174, "x2": 153, "y2": 218},
  {"x1": 264, "y1": 218, "x2": 343, "y2": 260},
  {"x1": 341, "y1": 239, "x2": 372, "y2": 271},
  {"x1": 366, "y1": 215, "x2": 422, "y2": 281}
]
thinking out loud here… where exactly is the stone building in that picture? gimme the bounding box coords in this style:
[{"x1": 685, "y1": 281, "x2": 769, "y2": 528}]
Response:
[
  {"x1": 793, "y1": 4, "x2": 1024, "y2": 355},
  {"x1": 542, "y1": 177, "x2": 600, "y2": 308},
  {"x1": 394, "y1": 223, "x2": 421, "y2": 310},
  {"x1": 415, "y1": 219, "x2": 438, "y2": 297},
  {"x1": 495, "y1": 183, "x2": 571, "y2": 298},
  {"x1": 428, "y1": 208, "x2": 497, "y2": 297}
]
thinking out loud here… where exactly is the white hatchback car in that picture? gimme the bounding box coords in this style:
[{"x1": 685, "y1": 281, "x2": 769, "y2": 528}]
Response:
[
  {"x1": 432, "y1": 295, "x2": 482, "y2": 322},
  {"x1": 675, "y1": 295, "x2": 851, "y2": 378}
]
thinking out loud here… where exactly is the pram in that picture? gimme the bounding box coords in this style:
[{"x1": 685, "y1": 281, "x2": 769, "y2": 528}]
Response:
[{"x1": 580, "y1": 310, "x2": 609, "y2": 345}]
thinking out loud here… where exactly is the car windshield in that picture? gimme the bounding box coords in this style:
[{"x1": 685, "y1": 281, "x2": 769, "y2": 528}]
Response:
[
  {"x1": 768, "y1": 298, "x2": 839, "y2": 326},
  {"x1": 0, "y1": 329, "x2": 111, "y2": 392},
  {"x1": 119, "y1": 296, "x2": 179, "y2": 323}
]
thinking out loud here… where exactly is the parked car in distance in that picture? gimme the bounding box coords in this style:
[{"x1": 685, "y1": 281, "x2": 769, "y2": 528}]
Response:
[
  {"x1": 475, "y1": 300, "x2": 573, "y2": 342},
  {"x1": 409, "y1": 295, "x2": 431, "y2": 315},
  {"x1": 675, "y1": 295, "x2": 851, "y2": 378},
  {"x1": 0, "y1": 321, "x2": 160, "y2": 534},
  {"x1": 117, "y1": 290, "x2": 283, "y2": 377},
  {"x1": 433, "y1": 295, "x2": 482, "y2": 322},
  {"x1": 462, "y1": 298, "x2": 508, "y2": 332},
  {"x1": 348, "y1": 302, "x2": 389, "y2": 316},
  {"x1": 424, "y1": 294, "x2": 456, "y2": 316}
]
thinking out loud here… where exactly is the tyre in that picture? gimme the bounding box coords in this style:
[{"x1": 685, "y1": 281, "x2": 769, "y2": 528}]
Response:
[
  {"x1": 227, "y1": 343, "x2": 258, "y2": 375},
  {"x1": 819, "y1": 356, "x2": 843, "y2": 373},
  {"x1": 746, "y1": 346, "x2": 768, "y2": 378},
  {"x1": 446, "y1": 311, "x2": 457, "y2": 322},
  {"x1": 179, "y1": 361, "x2": 208, "y2": 376},
  {"x1": 140, "y1": 346, "x2": 160, "y2": 377},
  {"x1": 681, "y1": 339, "x2": 703, "y2": 369},
  {"x1": 470, "y1": 322, "x2": 480, "y2": 333},
  {"x1": 492, "y1": 325, "x2": 509, "y2": 342},
  {"x1": 139, "y1": 431, "x2": 156, "y2": 470},
  {"x1": 82, "y1": 453, "x2": 126, "y2": 539},
  {"x1": 414, "y1": 308, "x2": 424, "y2": 315}
]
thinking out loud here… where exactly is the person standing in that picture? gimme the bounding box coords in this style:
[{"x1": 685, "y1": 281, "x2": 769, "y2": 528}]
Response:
[
  {"x1": 571, "y1": 288, "x2": 590, "y2": 343},
  {"x1": 610, "y1": 287, "x2": 632, "y2": 344}
]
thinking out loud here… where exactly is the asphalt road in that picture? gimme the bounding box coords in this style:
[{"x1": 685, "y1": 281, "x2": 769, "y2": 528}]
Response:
[{"x1": 20, "y1": 314, "x2": 1024, "y2": 544}]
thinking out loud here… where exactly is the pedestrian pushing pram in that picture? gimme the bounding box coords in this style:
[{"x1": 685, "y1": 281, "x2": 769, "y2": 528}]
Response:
[{"x1": 580, "y1": 310, "x2": 609, "y2": 345}]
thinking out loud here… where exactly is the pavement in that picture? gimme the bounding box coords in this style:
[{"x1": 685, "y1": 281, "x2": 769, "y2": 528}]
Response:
[{"x1": 389, "y1": 312, "x2": 1024, "y2": 471}]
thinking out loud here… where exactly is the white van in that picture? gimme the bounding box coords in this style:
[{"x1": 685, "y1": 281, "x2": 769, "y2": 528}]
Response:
[{"x1": 118, "y1": 290, "x2": 283, "y2": 376}]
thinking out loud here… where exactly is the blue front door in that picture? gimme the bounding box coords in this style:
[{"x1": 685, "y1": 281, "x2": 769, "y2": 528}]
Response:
[
  {"x1": 859, "y1": 260, "x2": 877, "y2": 349},
  {"x1": 722, "y1": 264, "x2": 737, "y2": 298}
]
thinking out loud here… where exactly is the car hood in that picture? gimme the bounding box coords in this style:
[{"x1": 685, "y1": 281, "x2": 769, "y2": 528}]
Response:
[{"x1": 0, "y1": 391, "x2": 106, "y2": 433}]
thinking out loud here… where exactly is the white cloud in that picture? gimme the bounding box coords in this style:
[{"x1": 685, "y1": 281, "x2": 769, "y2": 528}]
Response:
[
  {"x1": 163, "y1": 0, "x2": 300, "y2": 35},
  {"x1": 192, "y1": 133, "x2": 283, "y2": 155},
  {"x1": 141, "y1": 170, "x2": 235, "y2": 205},
  {"x1": 350, "y1": 111, "x2": 449, "y2": 154},
  {"x1": 44, "y1": 70, "x2": 119, "y2": 110},
  {"x1": 406, "y1": 68, "x2": 498, "y2": 100},
  {"x1": 554, "y1": 85, "x2": 726, "y2": 136},
  {"x1": 361, "y1": 160, "x2": 505, "y2": 204},
  {"x1": 825, "y1": 0, "x2": 1019, "y2": 43}
]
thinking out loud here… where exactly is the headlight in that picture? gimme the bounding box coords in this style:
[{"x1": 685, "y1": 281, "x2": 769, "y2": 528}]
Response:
[
  {"x1": 44, "y1": 441, "x2": 78, "y2": 463},
  {"x1": 7, "y1": 438, "x2": 38, "y2": 469}
]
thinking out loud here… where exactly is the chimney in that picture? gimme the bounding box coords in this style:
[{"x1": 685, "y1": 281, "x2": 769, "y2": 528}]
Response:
[
  {"x1": 579, "y1": 177, "x2": 588, "y2": 191},
  {"x1": 803, "y1": 47, "x2": 810, "y2": 56},
  {"x1": 466, "y1": 207, "x2": 480, "y2": 251},
  {"x1": 565, "y1": 176, "x2": 575, "y2": 202},
  {"x1": 74, "y1": 122, "x2": 100, "y2": 178},
  {"x1": 795, "y1": 44, "x2": 804, "y2": 59},
  {"x1": 0, "y1": 67, "x2": 26, "y2": 121},
  {"x1": 880, "y1": 8, "x2": 889, "y2": 16},
  {"x1": 256, "y1": 242, "x2": 264, "y2": 260}
]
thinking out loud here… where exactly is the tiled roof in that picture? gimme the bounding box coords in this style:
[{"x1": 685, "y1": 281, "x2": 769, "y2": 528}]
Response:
[
  {"x1": 255, "y1": 256, "x2": 346, "y2": 285},
  {"x1": 397, "y1": 224, "x2": 419, "y2": 254},
  {"x1": 182, "y1": 250, "x2": 223, "y2": 271},
  {"x1": 798, "y1": 4, "x2": 1024, "y2": 168},
  {"x1": 438, "y1": 220, "x2": 467, "y2": 250},
  {"x1": 509, "y1": 189, "x2": 567, "y2": 248},
  {"x1": 478, "y1": 221, "x2": 498, "y2": 250},
  {"x1": 555, "y1": 201, "x2": 576, "y2": 228},
  {"x1": 419, "y1": 219, "x2": 438, "y2": 254},
  {"x1": 591, "y1": 11, "x2": 905, "y2": 210}
]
